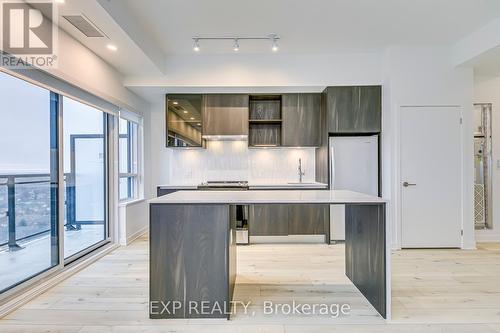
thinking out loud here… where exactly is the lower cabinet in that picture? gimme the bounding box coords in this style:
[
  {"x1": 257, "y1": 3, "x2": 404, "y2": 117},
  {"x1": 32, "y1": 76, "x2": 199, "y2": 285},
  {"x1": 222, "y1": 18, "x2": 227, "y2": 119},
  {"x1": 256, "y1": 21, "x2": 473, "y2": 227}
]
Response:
[
  {"x1": 249, "y1": 204, "x2": 329, "y2": 237},
  {"x1": 288, "y1": 204, "x2": 328, "y2": 235},
  {"x1": 249, "y1": 204, "x2": 289, "y2": 236}
]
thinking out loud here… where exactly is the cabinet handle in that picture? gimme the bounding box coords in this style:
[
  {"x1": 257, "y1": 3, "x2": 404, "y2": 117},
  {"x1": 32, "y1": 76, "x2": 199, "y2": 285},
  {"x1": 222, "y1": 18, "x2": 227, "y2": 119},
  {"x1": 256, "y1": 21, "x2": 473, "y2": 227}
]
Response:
[{"x1": 402, "y1": 182, "x2": 416, "y2": 187}]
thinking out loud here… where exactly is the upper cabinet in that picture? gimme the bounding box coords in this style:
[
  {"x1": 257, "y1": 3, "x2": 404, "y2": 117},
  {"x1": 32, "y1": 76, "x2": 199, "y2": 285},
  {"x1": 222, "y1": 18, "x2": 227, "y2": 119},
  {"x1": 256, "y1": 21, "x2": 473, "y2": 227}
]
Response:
[
  {"x1": 282, "y1": 93, "x2": 322, "y2": 147},
  {"x1": 202, "y1": 94, "x2": 249, "y2": 136},
  {"x1": 166, "y1": 94, "x2": 204, "y2": 147},
  {"x1": 325, "y1": 86, "x2": 381, "y2": 133},
  {"x1": 166, "y1": 88, "x2": 381, "y2": 148},
  {"x1": 248, "y1": 95, "x2": 282, "y2": 147}
]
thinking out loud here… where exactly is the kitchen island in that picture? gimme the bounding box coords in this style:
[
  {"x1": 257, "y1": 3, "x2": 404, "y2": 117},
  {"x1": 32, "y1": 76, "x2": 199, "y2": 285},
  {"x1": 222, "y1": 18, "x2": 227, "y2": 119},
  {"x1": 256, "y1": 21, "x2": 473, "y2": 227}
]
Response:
[{"x1": 149, "y1": 190, "x2": 389, "y2": 320}]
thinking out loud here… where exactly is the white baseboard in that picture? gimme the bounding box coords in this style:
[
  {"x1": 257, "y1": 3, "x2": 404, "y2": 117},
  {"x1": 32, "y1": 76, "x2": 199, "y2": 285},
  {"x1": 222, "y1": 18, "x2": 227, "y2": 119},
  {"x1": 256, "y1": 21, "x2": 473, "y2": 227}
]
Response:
[
  {"x1": 0, "y1": 243, "x2": 119, "y2": 318},
  {"x1": 475, "y1": 231, "x2": 500, "y2": 243},
  {"x1": 126, "y1": 226, "x2": 149, "y2": 245}
]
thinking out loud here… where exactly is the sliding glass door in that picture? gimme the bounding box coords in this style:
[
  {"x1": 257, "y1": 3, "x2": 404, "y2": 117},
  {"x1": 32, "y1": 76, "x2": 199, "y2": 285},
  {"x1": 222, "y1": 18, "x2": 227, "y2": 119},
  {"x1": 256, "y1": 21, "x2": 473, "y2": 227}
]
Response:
[
  {"x1": 0, "y1": 70, "x2": 114, "y2": 294},
  {"x1": 0, "y1": 72, "x2": 59, "y2": 292},
  {"x1": 63, "y1": 97, "x2": 109, "y2": 260}
]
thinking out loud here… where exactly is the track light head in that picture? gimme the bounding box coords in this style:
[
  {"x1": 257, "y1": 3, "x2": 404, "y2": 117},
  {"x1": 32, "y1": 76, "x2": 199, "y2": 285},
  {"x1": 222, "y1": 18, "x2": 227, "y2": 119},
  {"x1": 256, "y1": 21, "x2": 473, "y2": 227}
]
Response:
[
  {"x1": 193, "y1": 38, "x2": 200, "y2": 52},
  {"x1": 271, "y1": 36, "x2": 279, "y2": 52},
  {"x1": 233, "y1": 38, "x2": 240, "y2": 52}
]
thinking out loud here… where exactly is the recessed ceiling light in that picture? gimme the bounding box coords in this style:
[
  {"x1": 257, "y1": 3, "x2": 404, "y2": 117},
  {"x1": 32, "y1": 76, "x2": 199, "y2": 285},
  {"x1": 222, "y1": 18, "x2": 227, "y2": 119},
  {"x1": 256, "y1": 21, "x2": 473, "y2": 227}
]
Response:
[
  {"x1": 107, "y1": 44, "x2": 117, "y2": 51},
  {"x1": 197, "y1": 123, "x2": 201, "y2": 126},
  {"x1": 183, "y1": 110, "x2": 188, "y2": 114},
  {"x1": 190, "y1": 117, "x2": 195, "y2": 120},
  {"x1": 172, "y1": 101, "x2": 178, "y2": 105}
]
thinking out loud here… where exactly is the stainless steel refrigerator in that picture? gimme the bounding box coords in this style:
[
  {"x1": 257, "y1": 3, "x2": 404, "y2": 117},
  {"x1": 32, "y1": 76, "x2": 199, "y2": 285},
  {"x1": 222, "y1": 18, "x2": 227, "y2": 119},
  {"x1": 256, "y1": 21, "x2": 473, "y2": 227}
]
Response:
[{"x1": 329, "y1": 135, "x2": 379, "y2": 241}]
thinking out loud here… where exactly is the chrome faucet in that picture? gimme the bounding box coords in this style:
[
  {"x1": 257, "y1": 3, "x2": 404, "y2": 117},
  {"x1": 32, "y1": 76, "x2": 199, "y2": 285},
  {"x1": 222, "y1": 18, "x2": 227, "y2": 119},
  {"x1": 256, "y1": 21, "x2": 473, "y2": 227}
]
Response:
[{"x1": 298, "y1": 158, "x2": 305, "y2": 183}]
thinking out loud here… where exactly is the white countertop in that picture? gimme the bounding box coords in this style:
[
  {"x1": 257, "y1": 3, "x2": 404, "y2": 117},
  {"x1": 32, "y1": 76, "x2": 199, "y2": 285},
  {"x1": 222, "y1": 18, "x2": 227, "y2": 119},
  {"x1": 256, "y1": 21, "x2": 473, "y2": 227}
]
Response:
[
  {"x1": 149, "y1": 190, "x2": 386, "y2": 204},
  {"x1": 158, "y1": 182, "x2": 328, "y2": 190},
  {"x1": 248, "y1": 182, "x2": 328, "y2": 189}
]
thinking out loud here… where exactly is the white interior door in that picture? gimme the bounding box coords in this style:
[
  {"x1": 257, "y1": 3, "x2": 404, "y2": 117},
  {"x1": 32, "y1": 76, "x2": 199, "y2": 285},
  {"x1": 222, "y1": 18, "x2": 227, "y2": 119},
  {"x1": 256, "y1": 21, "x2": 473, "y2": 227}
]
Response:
[{"x1": 400, "y1": 106, "x2": 462, "y2": 248}]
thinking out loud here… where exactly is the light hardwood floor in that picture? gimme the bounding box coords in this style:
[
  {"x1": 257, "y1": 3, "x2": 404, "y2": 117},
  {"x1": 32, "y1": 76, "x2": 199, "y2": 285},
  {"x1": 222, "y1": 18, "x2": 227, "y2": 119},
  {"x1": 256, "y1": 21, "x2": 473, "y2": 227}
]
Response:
[{"x1": 0, "y1": 237, "x2": 500, "y2": 332}]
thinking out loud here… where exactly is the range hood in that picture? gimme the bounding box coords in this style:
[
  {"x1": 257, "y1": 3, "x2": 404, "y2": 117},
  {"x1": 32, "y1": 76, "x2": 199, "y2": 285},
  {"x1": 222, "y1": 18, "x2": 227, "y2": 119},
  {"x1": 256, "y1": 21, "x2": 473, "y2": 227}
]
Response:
[{"x1": 202, "y1": 135, "x2": 248, "y2": 141}]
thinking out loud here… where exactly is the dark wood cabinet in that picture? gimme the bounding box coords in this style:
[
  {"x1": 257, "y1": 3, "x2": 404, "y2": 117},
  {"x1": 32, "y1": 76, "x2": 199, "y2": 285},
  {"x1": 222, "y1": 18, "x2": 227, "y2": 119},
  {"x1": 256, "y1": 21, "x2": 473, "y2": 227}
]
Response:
[
  {"x1": 326, "y1": 86, "x2": 381, "y2": 133},
  {"x1": 249, "y1": 204, "x2": 289, "y2": 236},
  {"x1": 249, "y1": 203, "x2": 329, "y2": 238},
  {"x1": 345, "y1": 204, "x2": 386, "y2": 318},
  {"x1": 157, "y1": 188, "x2": 183, "y2": 197},
  {"x1": 288, "y1": 204, "x2": 328, "y2": 235},
  {"x1": 166, "y1": 94, "x2": 204, "y2": 147},
  {"x1": 282, "y1": 93, "x2": 322, "y2": 147},
  {"x1": 202, "y1": 94, "x2": 249, "y2": 136},
  {"x1": 248, "y1": 96, "x2": 282, "y2": 147},
  {"x1": 248, "y1": 123, "x2": 281, "y2": 147}
]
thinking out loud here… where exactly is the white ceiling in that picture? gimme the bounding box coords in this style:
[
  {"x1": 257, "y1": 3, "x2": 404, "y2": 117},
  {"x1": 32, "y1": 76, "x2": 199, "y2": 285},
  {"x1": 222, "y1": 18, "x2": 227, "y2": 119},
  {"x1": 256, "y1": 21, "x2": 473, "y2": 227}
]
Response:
[
  {"x1": 120, "y1": 0, "x2": 500, "y2": 54},
  {"x1": 56, "y1": 0, "x2": 160, "y2": 77},
  {"x1": 468, "y1": 45, "x2": 500, "y2": 76},
  {"x1": 53, "y1": 0, "x2": 500, "y2": 100}
]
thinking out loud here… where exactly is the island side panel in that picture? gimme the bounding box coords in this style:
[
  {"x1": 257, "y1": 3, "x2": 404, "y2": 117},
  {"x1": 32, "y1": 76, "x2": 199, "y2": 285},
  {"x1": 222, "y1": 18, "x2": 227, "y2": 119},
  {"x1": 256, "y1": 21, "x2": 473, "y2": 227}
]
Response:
[
  {"x1": 228, "y1": 205, "x2": 238, "y2": 302},
  {"x1": 345, "y1": 203, "x2": 386, "y2": 318},
  {"x1": 150, "y1": 204, "x2": 231, "y2": 319}
]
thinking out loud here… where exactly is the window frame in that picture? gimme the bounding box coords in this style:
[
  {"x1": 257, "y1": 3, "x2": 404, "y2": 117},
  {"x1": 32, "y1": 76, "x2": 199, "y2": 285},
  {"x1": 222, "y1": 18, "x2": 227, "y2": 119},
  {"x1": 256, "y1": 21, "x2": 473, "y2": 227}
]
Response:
[{"x1": 118, "y1": 117, "x2": 141, "y2": 202}]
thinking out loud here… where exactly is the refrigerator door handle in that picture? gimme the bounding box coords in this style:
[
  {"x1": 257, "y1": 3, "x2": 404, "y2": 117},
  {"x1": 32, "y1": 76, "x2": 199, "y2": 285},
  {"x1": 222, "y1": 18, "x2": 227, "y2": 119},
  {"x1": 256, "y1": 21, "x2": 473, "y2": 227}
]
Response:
[{"x1": 330, "y1": 145, "x2": 335, "y2": 189}]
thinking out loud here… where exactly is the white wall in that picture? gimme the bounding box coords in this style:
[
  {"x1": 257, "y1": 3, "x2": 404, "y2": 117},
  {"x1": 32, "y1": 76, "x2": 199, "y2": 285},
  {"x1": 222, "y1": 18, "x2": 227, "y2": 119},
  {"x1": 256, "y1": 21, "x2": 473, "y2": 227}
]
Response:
[
  {"x1": 49, "y1": 29, "x2": 149, "y2": 114},
  {"x1": 384, "y1": 46, "x2": 474, "y2": 249},
  {"x1": 474, "y1": 75, "x2": 500, "y2": 241},
  {"x1": 127, "y1": 52, "x2": 384, "y2": 88},
  {"x1": 118, "y1": 199, "x2": 148, "y2": 245}
]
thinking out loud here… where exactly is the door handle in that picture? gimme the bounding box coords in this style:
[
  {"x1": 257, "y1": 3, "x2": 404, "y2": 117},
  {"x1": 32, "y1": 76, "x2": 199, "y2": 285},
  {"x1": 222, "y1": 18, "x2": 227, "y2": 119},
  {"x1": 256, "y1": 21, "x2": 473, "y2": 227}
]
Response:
[{"x1": 402, "y1": 181, "x2": 417, "y2": 187}]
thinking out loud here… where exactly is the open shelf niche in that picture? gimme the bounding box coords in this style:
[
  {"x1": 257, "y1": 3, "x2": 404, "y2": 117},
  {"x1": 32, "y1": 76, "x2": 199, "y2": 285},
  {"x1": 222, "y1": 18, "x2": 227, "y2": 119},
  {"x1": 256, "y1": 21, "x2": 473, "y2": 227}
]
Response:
[{"x1": 248, "y1": 95, "x2": 282, "y2": 147}]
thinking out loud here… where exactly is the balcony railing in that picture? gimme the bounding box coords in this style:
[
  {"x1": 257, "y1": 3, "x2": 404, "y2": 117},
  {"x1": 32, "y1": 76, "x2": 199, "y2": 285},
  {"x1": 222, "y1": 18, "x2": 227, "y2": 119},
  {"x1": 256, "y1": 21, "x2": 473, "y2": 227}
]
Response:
[{"x1": 0, "y1": 172, "x2": 100, "y2": 251}]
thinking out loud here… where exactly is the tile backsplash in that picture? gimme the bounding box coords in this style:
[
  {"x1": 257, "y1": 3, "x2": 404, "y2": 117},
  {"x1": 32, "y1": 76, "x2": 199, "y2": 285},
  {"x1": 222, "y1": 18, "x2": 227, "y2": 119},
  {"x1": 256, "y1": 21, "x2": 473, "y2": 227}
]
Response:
[{"x1": 167, "y1": 141, "x2": 316, "y2": 185}]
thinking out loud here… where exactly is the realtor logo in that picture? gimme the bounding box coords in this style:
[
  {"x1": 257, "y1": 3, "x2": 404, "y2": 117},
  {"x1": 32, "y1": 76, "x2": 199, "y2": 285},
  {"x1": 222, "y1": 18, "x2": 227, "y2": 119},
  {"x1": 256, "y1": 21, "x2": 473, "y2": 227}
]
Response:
[
  {"x1": 2, "y1": 1, "x2": 53, "y2": 54},
  {"x1": 1, "y1": 0, "x2": 57, "y2": 68}
]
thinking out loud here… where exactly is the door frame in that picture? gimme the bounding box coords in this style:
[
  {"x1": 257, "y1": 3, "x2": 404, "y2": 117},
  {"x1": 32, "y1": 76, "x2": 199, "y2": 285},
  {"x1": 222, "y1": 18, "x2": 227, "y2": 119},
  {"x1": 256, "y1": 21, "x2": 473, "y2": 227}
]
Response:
[{"x1": 396, "y1": 105, "x2": 465, "y2": 249}]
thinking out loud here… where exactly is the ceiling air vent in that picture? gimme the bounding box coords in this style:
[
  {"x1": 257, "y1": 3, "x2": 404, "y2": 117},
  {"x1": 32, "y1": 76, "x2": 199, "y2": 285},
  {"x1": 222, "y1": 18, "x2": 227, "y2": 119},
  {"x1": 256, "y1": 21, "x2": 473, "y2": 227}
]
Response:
[{"x1": 63, "y1": 14, "x2": 105, "y2": 38}]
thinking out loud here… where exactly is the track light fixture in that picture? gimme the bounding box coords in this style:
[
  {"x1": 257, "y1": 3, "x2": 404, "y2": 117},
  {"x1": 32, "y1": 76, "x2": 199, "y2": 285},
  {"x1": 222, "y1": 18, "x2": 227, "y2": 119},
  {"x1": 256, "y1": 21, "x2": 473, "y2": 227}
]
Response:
[{"x1": 191, "y1": 34, "x2": 280, "y2": 52}]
